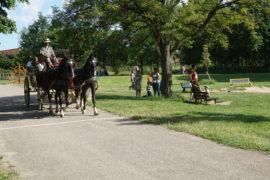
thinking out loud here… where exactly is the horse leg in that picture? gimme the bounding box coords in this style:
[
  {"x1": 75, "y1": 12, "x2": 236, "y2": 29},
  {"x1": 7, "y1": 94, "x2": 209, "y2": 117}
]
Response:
[
  {"x1": 59, "y1": 90, "x2": 64, "y2": 118},
  {"x1": 75, "y1": 88, "x2": 81, "y2": 110},
  {"x1": 64, "y1": 89, "x2": 69, "y2": 112},
  {"x1": 47, "y1": 90, "x2": 53, "y2": 114},
  {"x1": 81, "y1": 87, "x2": 87, "y2": 114},
  {"x1": 91, "y1": 83, "x2": 98, "y2": 115},
  {"x1": 55, "y1": 90, "x2": 59, "y2": 114}
]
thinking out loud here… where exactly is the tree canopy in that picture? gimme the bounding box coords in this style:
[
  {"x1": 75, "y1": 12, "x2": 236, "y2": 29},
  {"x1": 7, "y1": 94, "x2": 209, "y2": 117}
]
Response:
[
  {"x1": 0, "y1": 0, "x2": 28, "y2": 34},
  {"x1": 14, "y1": 0, "x2": 270, "y2": 97}
]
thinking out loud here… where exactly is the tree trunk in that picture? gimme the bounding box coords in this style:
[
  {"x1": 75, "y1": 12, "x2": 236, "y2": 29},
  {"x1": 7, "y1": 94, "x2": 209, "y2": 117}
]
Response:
[
  {"x1": 159, "y1": 42, "x2": 172, "y2": 97},
  {"x1": 140, "y1": 57, "x2": 144, "y2": 75}
]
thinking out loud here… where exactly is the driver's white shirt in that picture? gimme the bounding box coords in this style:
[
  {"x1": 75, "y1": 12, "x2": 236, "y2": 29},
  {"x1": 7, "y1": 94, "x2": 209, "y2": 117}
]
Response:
[{"x1": 40, "y1": 46, "x2": 55, "y2": 58}]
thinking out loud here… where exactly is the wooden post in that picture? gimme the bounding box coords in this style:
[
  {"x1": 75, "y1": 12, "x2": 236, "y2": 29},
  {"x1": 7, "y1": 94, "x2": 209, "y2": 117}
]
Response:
[{"x1": 18, "y1": 65, "x2": 21, "y2": 84}]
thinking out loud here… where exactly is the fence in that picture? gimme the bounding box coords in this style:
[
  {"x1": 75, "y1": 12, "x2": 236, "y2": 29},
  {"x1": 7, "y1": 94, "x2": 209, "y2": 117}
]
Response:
[{"x1": 0, "y1": 68, "x2": 12, "y2": 80}]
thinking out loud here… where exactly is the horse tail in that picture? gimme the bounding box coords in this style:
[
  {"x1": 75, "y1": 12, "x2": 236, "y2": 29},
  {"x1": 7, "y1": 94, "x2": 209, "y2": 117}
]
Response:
[{"x1": 95, "y1": 80, "x2": 99, "y2": 91}]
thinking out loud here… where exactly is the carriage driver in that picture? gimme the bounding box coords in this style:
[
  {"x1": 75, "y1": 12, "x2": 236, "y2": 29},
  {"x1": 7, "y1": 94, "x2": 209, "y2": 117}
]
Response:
[{"x1": 40, "y1": 38, "x2": 58, "y2": 68}]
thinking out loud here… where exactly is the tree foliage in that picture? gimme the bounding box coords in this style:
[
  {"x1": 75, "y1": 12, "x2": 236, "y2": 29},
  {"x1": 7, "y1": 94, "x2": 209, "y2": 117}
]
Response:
[
  {"x1": 59, "y1": 0, "x2": 270, "y2": 96},
  {"x1": 0, "y1": 0, "x2": 28, "y2": 34},
  {"x1": 19, "y1": 13, "x2": 50, "y2": 63},
  {"x1": 16, "y1": 0, "x2": 270, "y2": 96}
]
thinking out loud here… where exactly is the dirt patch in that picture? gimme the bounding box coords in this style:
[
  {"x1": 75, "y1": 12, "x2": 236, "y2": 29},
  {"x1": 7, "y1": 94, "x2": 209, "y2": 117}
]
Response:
[
  {"x1": 213, "y1": 86, "x2": 270, "y2": 93},
  {"x1": 216, "y1": 101, "x2": 233, "y2": 106},
  {"x1": 242, "y1": 86, "x2": 270, "y2": 93}
]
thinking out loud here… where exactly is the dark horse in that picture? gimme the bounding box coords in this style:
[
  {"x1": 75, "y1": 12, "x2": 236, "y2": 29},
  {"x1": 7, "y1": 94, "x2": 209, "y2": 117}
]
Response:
[
  {"x1": 35, "y1": 56, "x2": 75, "y2": 117},
  {"x1": 74, "y1": 54, "x2": 99, "y2": 115}
]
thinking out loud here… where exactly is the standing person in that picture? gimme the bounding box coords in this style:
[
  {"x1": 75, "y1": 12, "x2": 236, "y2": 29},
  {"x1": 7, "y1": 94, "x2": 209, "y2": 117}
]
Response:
[
  {"x1": 40, "y1": 38, "x2": 58, "y2": 68},
  {"x1": 181, "y1": 64, "x2": 186, "y2": 74},
  {"x1": 189, "y1": 64, "x2": 199, "y2": 84},
  {"x1": 189, "y1": 64, "x2": 200, "y2": 99},
  {"x1": 129, "y1": 70, "x2": 135, "y2": 90},
  {"x1": 147, "y1": 72, "x2": 152, "y2": 85},
  {"x1": 134, "y1": 69, "x2": 142, "y2": 97},
  {"x1": 151, "y1": 68, "x2": 161, "y2": 96}
]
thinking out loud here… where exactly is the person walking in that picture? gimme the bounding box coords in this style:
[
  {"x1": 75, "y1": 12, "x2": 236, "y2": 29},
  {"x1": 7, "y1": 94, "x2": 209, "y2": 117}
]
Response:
[
  {"x1": 134, "y1": 69, "x2": 142, "y2": 97},
  {"x1": 151, "y1": 68, "x2": 161, "y2": 96},
  {"x1": 129, "y1": 70, "x2": 135, "y2": 90},
  {"x1": 181, "y1": 64, "x2": 186, "y2": 74}
]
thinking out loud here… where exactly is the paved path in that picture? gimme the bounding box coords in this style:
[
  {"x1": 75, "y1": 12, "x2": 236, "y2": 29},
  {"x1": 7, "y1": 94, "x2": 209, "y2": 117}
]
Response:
[{"x1": 0, "y1": 84, "x2": 269, "y2": 180}]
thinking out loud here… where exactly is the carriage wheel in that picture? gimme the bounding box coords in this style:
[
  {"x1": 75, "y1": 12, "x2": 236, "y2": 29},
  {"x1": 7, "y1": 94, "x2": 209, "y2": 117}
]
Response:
[
  {"x1": 24, "y1": 77, "x2": 30, "y2": 107},
  {"x1": 68, "y1": 89, "x2": 75, "y2": 104}
]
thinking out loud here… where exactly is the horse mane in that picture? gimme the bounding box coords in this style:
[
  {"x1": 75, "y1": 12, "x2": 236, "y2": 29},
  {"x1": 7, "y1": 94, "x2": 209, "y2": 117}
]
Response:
[{"x1": 74, "y1": 54, "x2": 97, "y2": 81}]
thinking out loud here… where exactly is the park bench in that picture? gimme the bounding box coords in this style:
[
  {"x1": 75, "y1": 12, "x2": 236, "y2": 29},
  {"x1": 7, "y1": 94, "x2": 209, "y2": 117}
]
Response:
[
  {"x1": 193, "y1": 91, "x2": 218, "y2": 105},
  {"x1": 230, "y1": 78, "x2": 253, "y2": 87},
  {"x1": 181, "y1": 82, "x2": 192, "y2": 92}
]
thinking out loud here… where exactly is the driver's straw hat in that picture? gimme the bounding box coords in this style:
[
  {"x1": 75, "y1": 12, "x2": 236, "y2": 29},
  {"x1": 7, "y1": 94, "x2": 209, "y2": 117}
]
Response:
[{"x1": 44, "y1": 38, "x2": 51, "y2": 43}]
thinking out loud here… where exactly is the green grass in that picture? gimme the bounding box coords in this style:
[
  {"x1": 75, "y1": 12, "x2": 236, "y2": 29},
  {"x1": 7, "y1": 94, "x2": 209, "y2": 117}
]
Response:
[
  {"x1": 0, "y1": 157, "x2": 18, "y2": 180},
  {"x1": 94, "y1": 73, "x2": 270, "y2": 153},
  {"x1": 0, "y1": 80, "x2": 10, "y2": 85}
]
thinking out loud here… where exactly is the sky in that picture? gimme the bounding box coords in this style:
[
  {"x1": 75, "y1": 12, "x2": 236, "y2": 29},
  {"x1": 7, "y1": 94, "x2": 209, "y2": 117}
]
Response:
[{"x1": 0, "y1": 0, "x2": 65, "y2": 50}]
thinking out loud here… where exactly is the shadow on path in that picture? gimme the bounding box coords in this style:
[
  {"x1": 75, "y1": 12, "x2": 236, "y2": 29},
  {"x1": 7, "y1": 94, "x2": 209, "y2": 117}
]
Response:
[
  {"x1": 0, "y1": 95, "x2": 50, "y2": 121},
  {"x1": 116, "y1": 112, "x2": 270, "y2": 126}
]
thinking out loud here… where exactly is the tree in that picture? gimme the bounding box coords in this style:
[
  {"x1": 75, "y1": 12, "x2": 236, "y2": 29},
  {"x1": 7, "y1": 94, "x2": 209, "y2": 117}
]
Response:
[
  {"x1": 19, "y1": 13, "x2": 51, "y2": 63},
  {"x1": 201, "y1": 44, "x2": 213, "y2": 80},
  {"x1": 0, "y1": 0, "x2": 28, "y2": 34},
  {"x1": 54, "y1": 0, "x2": 270, "y2": 96},
  {"x1": 0, "y1": 54, "x2": 15, "y2": 68}
]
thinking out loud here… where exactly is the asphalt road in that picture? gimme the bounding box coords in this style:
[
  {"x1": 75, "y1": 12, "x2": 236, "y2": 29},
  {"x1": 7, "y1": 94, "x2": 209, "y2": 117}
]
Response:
[{"x1": 0, "y1": 84, "x2": 269, "y2": 180}]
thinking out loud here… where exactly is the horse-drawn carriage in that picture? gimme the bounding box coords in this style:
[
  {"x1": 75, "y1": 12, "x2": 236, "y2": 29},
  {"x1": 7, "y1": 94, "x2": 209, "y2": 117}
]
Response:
[
  {"x1": 23, "y1": 51, "x2": 99, "y2": 117},
  {"x1": 24, "y1": 50, "x2": 71, "y2": 110}
]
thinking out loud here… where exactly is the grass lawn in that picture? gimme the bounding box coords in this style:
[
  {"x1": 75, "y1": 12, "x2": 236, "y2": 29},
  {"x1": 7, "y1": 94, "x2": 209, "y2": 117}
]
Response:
[
  {"x1": 94, "y1": 73, "x2": 270, "y2": 153},
  {"x1": 0, "y1": 80, "x2": 10, "y2": 85}
]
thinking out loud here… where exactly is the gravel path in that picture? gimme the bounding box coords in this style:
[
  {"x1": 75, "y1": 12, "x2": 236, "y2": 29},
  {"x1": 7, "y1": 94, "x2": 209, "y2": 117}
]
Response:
[{"x1": 0, "y1": 84, "x2": 269, "y2": 180}]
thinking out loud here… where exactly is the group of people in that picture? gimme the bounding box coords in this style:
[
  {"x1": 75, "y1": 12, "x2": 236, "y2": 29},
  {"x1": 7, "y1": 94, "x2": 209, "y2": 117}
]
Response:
[
  {"x1": 129, "y1": 64, "x2": 210, "y2": 99},
  {"x1": 129, "y1": 67, "x2": 161, "y2": 97}
]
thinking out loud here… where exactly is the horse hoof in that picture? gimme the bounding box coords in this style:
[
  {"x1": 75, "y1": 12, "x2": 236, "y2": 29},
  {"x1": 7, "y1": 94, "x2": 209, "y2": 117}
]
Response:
[
  {"x1": 94, "y1": 112, "x2": 99, "y2": 116},
  {"x1": 82, "y1": 110, "x2": 87, "y2": 114},
  {"x1": 75, "y1": 104, "x2": 80, "y2": 110},
  {"x1": 63, "y1": 107, "x2": 67, "y2": 112},
  {"x1": 60, "y1": 112, "x2": 64, "y2": 118}
]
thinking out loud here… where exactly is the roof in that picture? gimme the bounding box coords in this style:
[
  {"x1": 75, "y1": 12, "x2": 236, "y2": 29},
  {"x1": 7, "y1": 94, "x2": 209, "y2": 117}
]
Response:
[{"x1": 0, "y1": 48, "x2": 21, "y2": 56}]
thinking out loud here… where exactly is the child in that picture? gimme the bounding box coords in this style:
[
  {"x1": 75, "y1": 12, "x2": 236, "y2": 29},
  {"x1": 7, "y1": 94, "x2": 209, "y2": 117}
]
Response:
[
  {"x1": 204, "y1": 86, "x2": 211, "y2": 97},
  {"x1": 134, "y1": 70, "x2": 142, "y2": 97},
  {"x1": 146, "y1": 82, "x2": 152, "y2": 97},
  {"x1": 143, "y1": 82, "x2": 152, "y2": 97}
]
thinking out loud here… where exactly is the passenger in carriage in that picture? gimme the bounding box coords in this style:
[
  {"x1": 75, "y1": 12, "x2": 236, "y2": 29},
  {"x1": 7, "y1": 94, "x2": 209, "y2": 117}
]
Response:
[{"x1": 40, "y1": 38, "x2": 58, "y2": 69}]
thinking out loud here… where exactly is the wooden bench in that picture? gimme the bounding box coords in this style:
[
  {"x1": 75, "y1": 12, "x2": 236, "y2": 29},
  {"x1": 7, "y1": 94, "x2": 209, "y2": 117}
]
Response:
[
  {"x1": 181, "y1": 82, "x2": 192, "y2": 92},
  {"x1": 230, "y1": 78, "x2": 253, "y2": 87},
  {"x1": 193, "y1": 91, "x2": 218, "y2": 104}
]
